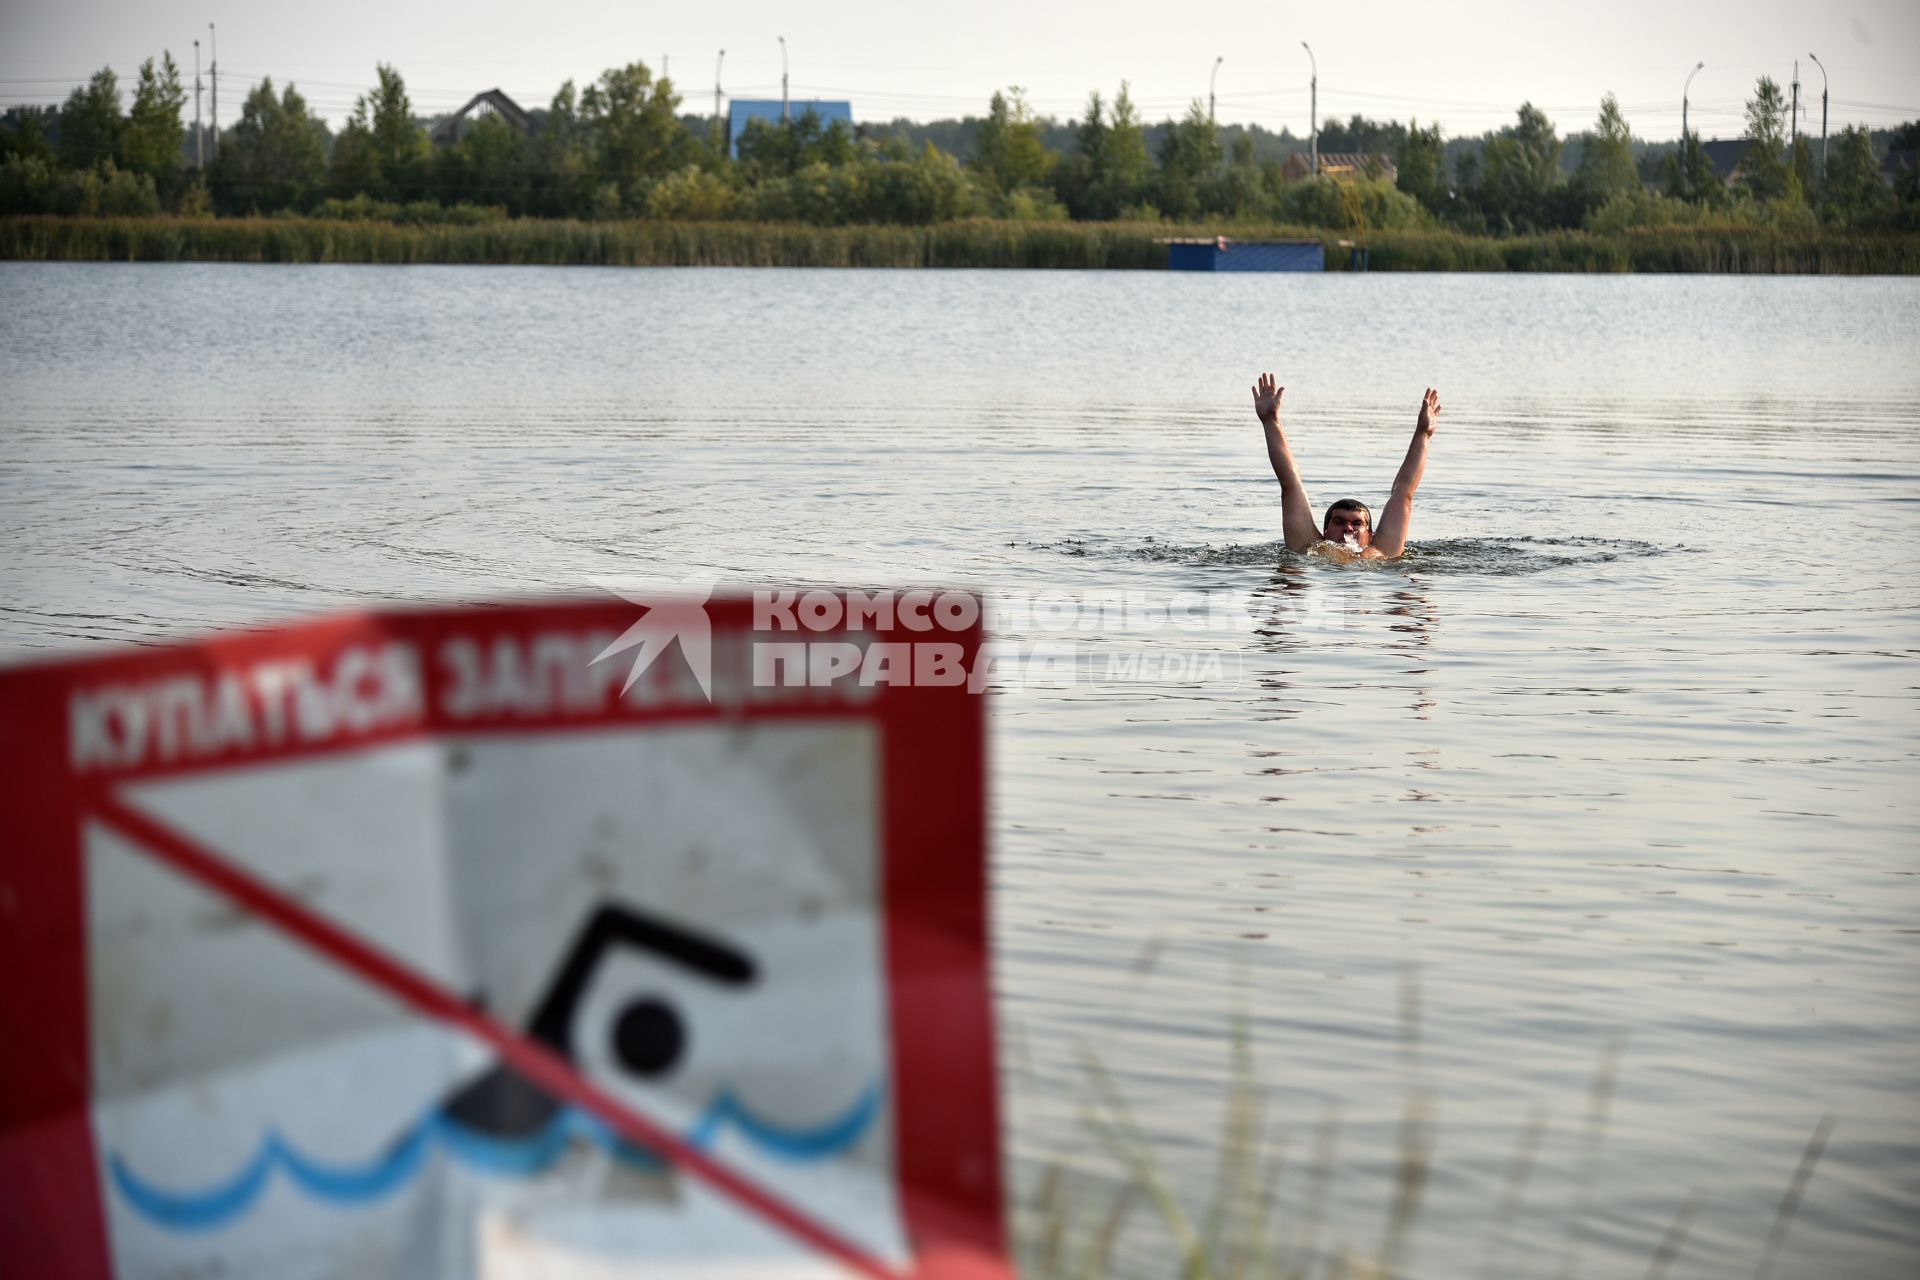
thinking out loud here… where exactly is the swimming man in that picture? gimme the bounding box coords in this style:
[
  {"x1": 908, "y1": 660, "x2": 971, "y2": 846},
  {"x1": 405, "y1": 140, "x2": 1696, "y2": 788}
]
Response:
[{"x1": 1251, "y1": 373, "x2": 1440, "y2": 561}]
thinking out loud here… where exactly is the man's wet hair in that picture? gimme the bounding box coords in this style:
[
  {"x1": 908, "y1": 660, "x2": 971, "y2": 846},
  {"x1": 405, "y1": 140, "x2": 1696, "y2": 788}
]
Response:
[{"x1": 1324, "y1": 498, "x2": 1372, "y2": 531}]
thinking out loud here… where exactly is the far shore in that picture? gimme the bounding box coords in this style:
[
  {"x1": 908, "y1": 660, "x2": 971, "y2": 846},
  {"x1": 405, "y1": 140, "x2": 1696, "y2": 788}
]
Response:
[{"x1": 4, "y1": 215, "x2": 1916, "y2": 274}]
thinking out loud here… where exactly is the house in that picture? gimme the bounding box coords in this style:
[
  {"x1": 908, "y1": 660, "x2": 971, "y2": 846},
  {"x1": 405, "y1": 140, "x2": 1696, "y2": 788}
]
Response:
[
  {"x1": 429, "y1": 89, "x2": 534, "y2": 146},
  {"x1": 726, "y1": 99, "x2": 854, "y2": 160},
  {"x1": 1283, "y1": 152, "x2": 1397, "y2": 183},
  {"x1": 1699, "y1": 138, "x2": 1745, "y2": 182}
]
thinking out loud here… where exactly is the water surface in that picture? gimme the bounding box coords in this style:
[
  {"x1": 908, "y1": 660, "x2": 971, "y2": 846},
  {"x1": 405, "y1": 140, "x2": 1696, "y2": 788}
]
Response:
[{"x1": 4, "y1": 264, "x2": 1918, "y2": 1278}]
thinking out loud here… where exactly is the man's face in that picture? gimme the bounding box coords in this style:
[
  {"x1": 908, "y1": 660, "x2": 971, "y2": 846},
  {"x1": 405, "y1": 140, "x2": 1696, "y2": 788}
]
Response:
[{"x1": 1323, "y1": 508, "x2": 1372, "y2": 547}]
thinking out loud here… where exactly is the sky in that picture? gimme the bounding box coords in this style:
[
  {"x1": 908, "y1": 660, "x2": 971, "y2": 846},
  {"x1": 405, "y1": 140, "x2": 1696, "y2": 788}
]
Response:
[{"x1": 3, "y1": 0, "x2": 1917, "y2": 143}]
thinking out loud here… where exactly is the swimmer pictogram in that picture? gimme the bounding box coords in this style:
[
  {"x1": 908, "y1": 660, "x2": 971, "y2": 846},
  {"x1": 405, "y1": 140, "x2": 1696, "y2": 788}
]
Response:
[
  {"x1": 108, "y1": 897, "x2": 887, "y2": 1229},
  {"x1": 442, "y1": 901, "x2": 757, "y2": 1140}
]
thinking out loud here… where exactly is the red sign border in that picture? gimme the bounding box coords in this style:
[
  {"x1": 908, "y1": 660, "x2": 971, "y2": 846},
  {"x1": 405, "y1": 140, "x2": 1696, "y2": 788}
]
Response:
[{"x1": 0, "y1": 596, "x2": 1005, "y2": 1279}]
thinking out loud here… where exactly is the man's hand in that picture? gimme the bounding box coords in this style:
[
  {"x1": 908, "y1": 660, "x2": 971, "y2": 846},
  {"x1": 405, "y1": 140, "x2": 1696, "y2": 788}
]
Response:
[
  {"x1": 1417, "y1": 387, "x2": 1441, "y2": 435},
  {"x1": 1252, "y1": 372, "x2": 1284, "y2": 424}
]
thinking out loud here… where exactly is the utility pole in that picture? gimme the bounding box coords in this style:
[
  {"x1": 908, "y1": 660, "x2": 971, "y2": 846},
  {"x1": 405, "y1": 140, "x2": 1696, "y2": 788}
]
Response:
[
  {"x1": 1301, "y1": 42, "x2": 1317, "y2": 175},
  {"x1": 1209, "y1": 55, "x2": 1223, "y2": 123},
  {"x1": 193, "y1": 39, "x2": 203, "y2": 169},
  {"x1": 779, "y1": 36, "x2": 788, "y2": 122},
  {"x1": 208, "y1": 23, "x2": 218, "y2": 163},
  {"x1": 1809, "y1": 52, "x2": 1829, "y2": 180},
  {"x1": 1790, "y1": 59, "x2": 1800, "y2": 153},
  {"x1": 714, "y1": 48, "x2": 725, "y2": 153}
]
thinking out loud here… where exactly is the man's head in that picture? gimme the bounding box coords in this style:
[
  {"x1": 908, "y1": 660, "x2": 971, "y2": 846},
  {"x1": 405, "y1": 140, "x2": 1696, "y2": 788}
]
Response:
[{"x1": 1323, "y1": 499, "x2": 1373, "y2": 547}]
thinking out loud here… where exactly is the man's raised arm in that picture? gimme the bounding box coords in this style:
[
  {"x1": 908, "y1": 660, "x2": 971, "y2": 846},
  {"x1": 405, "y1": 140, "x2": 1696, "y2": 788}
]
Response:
[
  {"x1": 1253, "y1": 373, "x2": 1320, "y2": 552},
  {"x1": 1369, "y1": 387, "x2": 1440, "y2": 559}
]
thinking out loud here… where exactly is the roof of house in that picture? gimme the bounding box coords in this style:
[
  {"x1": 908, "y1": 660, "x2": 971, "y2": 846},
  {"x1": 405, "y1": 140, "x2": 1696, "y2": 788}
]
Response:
[
  {"x1": 429, "y1": 89, "x2": 534, "y2": 145},
  {"x1": 1283, "y1": 152, "x2": 1398, "y2": 181},
  {"x1": 1699, "y1": 138, "x2": 1745, "y2": 180}
]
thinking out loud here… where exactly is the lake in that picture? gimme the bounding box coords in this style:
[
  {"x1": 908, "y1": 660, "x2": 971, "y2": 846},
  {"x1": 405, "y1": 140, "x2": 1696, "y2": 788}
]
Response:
[{"x1": 2, "y1": 263, "x2": 1917, "y2": 1278}]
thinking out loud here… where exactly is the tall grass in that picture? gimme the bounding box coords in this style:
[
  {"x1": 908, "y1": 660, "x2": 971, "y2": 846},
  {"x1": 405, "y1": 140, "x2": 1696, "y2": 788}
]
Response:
[
  {"x1": 0, "y1": 215, "x2": 1167, "y2": 269},
  {"x1": 1018, "y1": 973, "x2": 1840, "y2": 1280},
  {"x1": 3, "y1": 214, "x2": 1916, "y2": 272}
]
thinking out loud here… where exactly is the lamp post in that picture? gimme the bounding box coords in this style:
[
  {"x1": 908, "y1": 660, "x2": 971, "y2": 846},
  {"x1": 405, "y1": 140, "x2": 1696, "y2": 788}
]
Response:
[
  {"x1": 1682, "y1": 60, "x2": 1703, "y2": 144},
  {"x1": 208, "y1": 23, "x2": 217, "y2": 162},
  {"x1": 779, "y1": 36, "x2": 789, "y2": 122},
  {"x1": 1809, "y1": 52, "x2": 1828, "y2": 180},
  {"x1": 1301, "y1": 42, "x2": 1317, "y2": 175},
  {"x1": 192, "y1": 39, "x2": 203, "y2": 169},
  {"x1": 714, "y1": 49, "x2": 725, "y2": 152},
  {"x1": 1209, "y1": 55, "x2": 1223, "y2": 123}
]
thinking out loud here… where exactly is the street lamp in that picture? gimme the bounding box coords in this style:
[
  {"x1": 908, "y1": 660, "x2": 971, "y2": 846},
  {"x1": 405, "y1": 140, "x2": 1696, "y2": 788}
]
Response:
[
  {"x1": 1301, "y1": 42, "x2": 1317, "y2": 175},
  {"x1": 208, "y1": 23, "x2": 217, "y2": 162},
  {"x1": 1682, "y1": 60, "x2": 1703, "y2": 144},
  {"x1": 1209, "y1": 55, "x2": 1223, "y2": 123},
  {"x1": 714, "y1": 49, "x2": 725, "y2": 152},
  {"x1": 779, "y1": 36, "x2": 789, "y2": 122},
  {"x1": 1809, "y1": 52, "x2": 1828, "y2": 180},
  {"x1": 192, "y1": 38, "x2": 203, "y2": 169}
]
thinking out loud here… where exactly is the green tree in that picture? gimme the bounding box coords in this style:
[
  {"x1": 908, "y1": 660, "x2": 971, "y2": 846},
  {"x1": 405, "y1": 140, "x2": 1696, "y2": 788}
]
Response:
[
  {"x1": 971, "y1": 88, "x2": 1053, "y2": 195},
  {"x1": 737, "y1": 106, "x2": 855, "y2": 180},
  {"x1": 1890, "y1": 124, "x2": 1920, "y2": 212},
  {"x1": 529, "y1": 80, "x2": 594, "y2": 217},
  {"x1": 1055, "y1": 91, "x2": 1097, "y2": 218},
  {"x1": 1740, "y1": 76, "x2": 1792, "y2": 201},
  {"x1": 580, "y1": 61, "x2": 685, "y2": 207},
  {"x1": 1394, "y1": 117, "x2": 1446, "y2": 212},
  {"x1": 1819, "y1": 124, "x2": 1889, "y2": 227},
  {"x1": 864, "y1": 142, "x2": 981, "y2": 223},
  {"x1": 122, "y1": 54, "x2": 187, "y2": 193},
  {"x1": 432, "y1": 112, "x2": 529, "y2": 212},
  {"x1": 1477, "y1": 102, "x2": 1564, "y2": 230},
  {"x1": 1316, "y1": 113, "x2": 1407, "y2": 156},
  {"x1": 211, "y1": 78, "x2": 328, "y2": 212},
  {"x1": 1573, "y1": 93, "x2": 1637, "y2": 210},
  {"x1": 1198, "y1": 131, "x2": 1270, "y2": 218},
  {"x1": 646, "y1": 163, "x2": 736, "y2": 219},
  {"x1": 59, "y1": 68, "x2": 123, "y2": 171},
  {"x1": 1276, "y1": 175, "x2": 1427, "y2": 230},
  {"x1": 1103, "y1": 83, "x2": 1152, "y2": 212},
  {"x1": 1155, "y1": 100, "x2": 1222, "y2": 218},
  {"x1": 1, "y1": 107, "x2": 58, "y2": 166},
  {"x1": 333, "y1": 65, "x2": 428, "y2": 202},
  {"x1": 1661, "y1": 133, "x2": 1723, "y2": 205},
  {"x1": 1790, "y1": 135, "x2": 1814, "y2": 201},
  {"x1": 1058, "y1": 83, "x2": 1152, "y2": 218}
]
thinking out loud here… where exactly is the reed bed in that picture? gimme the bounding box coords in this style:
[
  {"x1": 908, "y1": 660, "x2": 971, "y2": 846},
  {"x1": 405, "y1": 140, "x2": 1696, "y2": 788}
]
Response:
[{"x1": 4, "y1": 214, "x2": 1916, "y2": 273}]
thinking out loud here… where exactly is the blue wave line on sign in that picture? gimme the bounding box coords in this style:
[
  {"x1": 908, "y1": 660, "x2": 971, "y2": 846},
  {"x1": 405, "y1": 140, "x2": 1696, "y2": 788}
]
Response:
[{"x1": 108, "y1": 1080, "x2": 885, "y2": 1232}]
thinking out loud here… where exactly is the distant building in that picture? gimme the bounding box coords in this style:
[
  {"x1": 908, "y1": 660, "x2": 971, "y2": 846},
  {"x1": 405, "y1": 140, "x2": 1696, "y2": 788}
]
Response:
[
  {"x1": 1283, "y1": 152, "x2": 1397, "y2": 184},
  {"x1": 430, "y1": 89, "x2": 534, "y2": 146},
  {"x1": 726, "y1": 99, "x2": 853, "y2": 159},
  {"x1": 1698, "y1": 138, "x2": 1746, "y2": 181}
]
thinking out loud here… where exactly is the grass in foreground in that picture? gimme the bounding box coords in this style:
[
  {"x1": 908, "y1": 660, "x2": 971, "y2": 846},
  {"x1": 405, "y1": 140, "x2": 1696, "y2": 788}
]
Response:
[{"x1": 1015, "y1": 973, "x2": 1837, "y2": 1280}]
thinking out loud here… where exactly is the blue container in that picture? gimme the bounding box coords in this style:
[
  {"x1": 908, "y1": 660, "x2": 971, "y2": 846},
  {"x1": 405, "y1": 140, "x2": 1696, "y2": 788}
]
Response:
[{"x1": 1167, "y1": 240, "x2": 1325, "y2": 272}]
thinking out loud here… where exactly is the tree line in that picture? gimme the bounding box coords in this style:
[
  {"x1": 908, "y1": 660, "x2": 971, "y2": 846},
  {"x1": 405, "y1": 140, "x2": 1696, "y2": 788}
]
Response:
[{"x1": 3, "y1": 54, "x2": 1915, "y2": 234}]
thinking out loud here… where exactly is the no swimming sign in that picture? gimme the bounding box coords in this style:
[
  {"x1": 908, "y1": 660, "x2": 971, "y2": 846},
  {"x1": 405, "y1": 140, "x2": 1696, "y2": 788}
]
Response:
[{"x1": 0, "y1": 594, "x2": 1004, "y2": 1279}]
